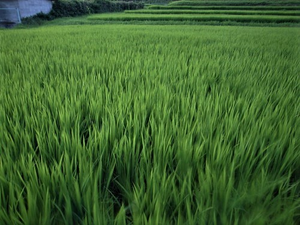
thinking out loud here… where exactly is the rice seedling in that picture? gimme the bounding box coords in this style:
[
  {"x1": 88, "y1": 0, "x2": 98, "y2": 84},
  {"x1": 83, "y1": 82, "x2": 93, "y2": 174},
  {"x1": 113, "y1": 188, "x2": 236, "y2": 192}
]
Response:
[{"x1": 0, "y1": 24, "x2": 299, "y2": 224}]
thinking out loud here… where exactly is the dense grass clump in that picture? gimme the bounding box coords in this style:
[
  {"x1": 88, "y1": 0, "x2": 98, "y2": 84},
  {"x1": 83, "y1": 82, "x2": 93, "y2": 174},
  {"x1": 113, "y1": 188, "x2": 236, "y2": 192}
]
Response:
[{"x1": 0, "y1": 25, "x2": 300, "y2": 224}]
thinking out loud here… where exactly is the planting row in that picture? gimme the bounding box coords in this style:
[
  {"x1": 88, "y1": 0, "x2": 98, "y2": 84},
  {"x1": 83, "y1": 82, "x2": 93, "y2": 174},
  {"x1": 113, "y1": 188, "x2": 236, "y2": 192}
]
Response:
[
  {"x1": 169, "y1": 0, "x2": 300, "y2": 7},
  {"x1": 88, "y1": 13, "x2": 300, "y2": 23},
  {"x1": 125, "y1": 9, "x2": 300, "y2": 16},
  {"x1": 148, "y1": 5, "x2": 300, "y2": 11}
]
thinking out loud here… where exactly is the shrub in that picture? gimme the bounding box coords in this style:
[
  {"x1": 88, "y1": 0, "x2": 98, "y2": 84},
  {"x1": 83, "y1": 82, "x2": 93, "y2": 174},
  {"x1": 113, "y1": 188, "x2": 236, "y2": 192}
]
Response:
[
  {"x1": 21, "y1": 0, "x2": 144, "y2": 24},
  {"x1": 50, "y1": 0, "x2": 144, "y2": 17}
]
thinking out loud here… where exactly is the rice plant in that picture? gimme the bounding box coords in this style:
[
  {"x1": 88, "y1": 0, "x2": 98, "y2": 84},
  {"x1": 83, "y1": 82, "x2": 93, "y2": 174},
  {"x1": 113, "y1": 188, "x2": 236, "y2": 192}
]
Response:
[{"x1": 0, "y1": 24, "x2": 299, "y2": 224}]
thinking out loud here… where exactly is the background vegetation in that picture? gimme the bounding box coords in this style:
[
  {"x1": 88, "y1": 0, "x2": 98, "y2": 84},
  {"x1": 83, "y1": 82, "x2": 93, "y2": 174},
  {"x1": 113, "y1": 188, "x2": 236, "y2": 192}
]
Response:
[
  {"x1": 20, "y1": 0, "x2": 300, "y2": 26},
  {"x1": 22, "y1": 0, "x2": 144, "y2": 25}
]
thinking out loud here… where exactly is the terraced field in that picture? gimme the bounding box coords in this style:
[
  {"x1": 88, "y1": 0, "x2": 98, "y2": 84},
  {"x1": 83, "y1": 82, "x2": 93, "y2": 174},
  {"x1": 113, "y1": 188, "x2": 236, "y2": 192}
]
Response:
[
  {"x1": 168, "y1": 0, "x2": 300, "y2": 6},
  {"x1": 89, "y1": 13, "x2": 300, "y2": 23},
  {"x1": 88, "y1": 0, "x2": 300, "y2": 25},
  {"x1": 148, "y1": 5, "x2": 300, "y2": 10},
  {"x1": 126, "y1": 10, "x2": 300, "y2": 16}
]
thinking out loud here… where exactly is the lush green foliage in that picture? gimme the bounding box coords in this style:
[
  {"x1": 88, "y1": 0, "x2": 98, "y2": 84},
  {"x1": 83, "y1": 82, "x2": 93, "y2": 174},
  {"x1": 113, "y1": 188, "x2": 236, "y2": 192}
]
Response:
[
  {"x1": 0, "y1": 24, "x2": 299, "y2": 224},
  {"x1": 51, "y1": 0, "x2": 143, "y2": 17},
  {"x1": 22, "y1": 0, "x2": 144, "y2": 24},
  {"x1": 20, "y1": 0, "x2": 300, "y2": 26}
]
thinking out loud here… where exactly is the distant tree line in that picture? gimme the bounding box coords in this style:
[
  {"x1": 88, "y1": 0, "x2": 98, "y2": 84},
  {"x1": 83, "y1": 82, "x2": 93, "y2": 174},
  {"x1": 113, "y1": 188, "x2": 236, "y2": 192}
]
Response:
[
  {"x1": 50, "y1": 0, "x2": 144, "y2": 18},
  {"x1": 22, "y1": 0, "x2": 144, "y2": 23}
]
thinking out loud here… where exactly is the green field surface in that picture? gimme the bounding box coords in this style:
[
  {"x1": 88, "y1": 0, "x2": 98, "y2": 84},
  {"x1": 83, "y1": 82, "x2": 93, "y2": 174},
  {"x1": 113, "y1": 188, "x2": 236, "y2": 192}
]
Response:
[
  {"x1": 148, "y1": 5, "x2": 300, "y2": 10},
  {"x1": 88, "y1": 13, "x2": 300, "y2": 23},
  {"x1": 169, "y1": 0, "x2": 300, "y2": 6},
  {"x1": 0, "y1": 24, "x2": 299, "y2": 224},
  {"x1": 126, "y1": 9, "x2": 300, "y2": 16}
]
